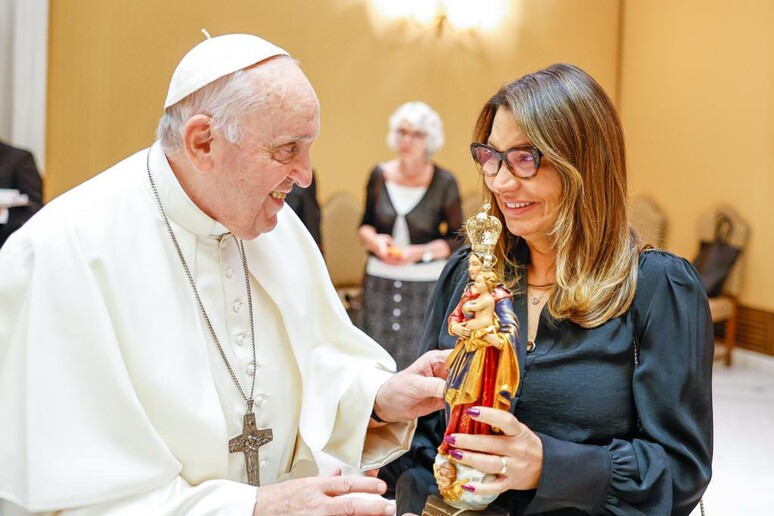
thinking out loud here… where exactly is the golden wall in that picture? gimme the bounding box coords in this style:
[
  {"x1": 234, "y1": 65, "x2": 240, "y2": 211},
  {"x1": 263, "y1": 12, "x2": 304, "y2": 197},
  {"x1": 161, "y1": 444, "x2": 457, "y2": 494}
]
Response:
[
  {"x1": 621, "y1": 0, "x2": 774, "y2": 310},
  {"x1": 47, "y1": 0, "x2": 772, "y2": 310},
  {"x1": 46, "y1": 0, "x2": 620, "y2": 201}
]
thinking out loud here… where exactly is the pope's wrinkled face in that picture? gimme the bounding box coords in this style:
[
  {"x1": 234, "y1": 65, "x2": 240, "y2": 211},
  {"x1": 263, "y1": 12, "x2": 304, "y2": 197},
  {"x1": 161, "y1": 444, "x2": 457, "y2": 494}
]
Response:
[{"x1": 215, "y1": 59, "x2": 321, "y2": 239}]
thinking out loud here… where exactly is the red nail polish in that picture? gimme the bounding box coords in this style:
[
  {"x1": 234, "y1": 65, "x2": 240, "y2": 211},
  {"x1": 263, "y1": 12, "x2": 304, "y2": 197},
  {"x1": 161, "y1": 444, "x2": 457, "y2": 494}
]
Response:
[
  {"x1": 450, "y1": 449, "x2": 463, "y2": 460},
  {"x1": 466, "y1": 408, "x2": 480, "y2": 417},
  {"x1": 444, "y1": 435, "x2": 456, "y2": 445},
  {"x1": 462, "y1": 484, "x2": 475, "y2": 492}
]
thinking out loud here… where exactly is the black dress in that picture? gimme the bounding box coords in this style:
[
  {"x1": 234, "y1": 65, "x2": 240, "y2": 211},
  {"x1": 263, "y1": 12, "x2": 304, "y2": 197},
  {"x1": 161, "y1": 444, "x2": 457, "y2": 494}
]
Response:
[
  {"x1": 384, "y1": 241, "x2": 713, "y2": 515},
  {"x1": 359, "y1": 164, "x2": 463, "y2": 370}
]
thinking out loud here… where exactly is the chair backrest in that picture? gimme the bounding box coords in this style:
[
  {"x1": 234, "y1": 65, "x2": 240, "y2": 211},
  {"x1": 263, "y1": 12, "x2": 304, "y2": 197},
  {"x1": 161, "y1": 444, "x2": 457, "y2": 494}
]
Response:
[
  {"x1": 630, "y1": 194, "x2": 667, "y2": 248},
  {"x1": 697, "y1": 204, "x2": 750, "y2": 296},
  {"x1": 321, "y1": 191, "x2": 366, "y2": 288}
]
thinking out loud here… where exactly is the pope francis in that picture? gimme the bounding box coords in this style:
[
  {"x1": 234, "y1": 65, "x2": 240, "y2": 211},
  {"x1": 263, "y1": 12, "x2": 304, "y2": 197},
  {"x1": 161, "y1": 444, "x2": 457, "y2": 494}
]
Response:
[{"x1": 0, "y1": 33, "x2": 447, "y2": 515}]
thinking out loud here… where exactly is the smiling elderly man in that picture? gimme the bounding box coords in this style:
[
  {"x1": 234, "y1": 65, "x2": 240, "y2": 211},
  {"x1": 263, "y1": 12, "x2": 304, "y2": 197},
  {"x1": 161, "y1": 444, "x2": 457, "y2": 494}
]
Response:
[{"x1": 0, "y1": 33, "x2": 446, "y2": 516}]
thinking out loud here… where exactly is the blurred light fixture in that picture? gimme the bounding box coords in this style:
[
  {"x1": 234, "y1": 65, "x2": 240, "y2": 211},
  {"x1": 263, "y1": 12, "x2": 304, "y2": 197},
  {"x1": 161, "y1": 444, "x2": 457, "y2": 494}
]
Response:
[{"x1": 372, "y1": 0, "x2": 508, "y2": 35}]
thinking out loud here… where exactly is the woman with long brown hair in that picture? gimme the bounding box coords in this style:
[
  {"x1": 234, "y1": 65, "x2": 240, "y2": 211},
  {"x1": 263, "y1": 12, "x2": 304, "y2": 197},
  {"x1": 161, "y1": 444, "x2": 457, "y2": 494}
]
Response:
[{"x1": 386, "y1": 64, "x2": 713, "y2": 515}]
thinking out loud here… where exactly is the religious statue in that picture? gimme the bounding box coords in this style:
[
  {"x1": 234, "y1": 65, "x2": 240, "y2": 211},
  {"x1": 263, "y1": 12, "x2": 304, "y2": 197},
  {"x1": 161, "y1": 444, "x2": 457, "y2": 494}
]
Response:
[{"x1": 432, "y1": 203, "x2": 520, "y2": 511}]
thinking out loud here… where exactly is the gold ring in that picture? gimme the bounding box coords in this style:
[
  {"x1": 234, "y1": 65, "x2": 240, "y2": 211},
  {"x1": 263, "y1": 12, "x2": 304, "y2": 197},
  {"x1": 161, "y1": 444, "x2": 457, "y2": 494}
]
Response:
[{"x1": 498, "y1": 455, "x2": 508, "y2": 475}]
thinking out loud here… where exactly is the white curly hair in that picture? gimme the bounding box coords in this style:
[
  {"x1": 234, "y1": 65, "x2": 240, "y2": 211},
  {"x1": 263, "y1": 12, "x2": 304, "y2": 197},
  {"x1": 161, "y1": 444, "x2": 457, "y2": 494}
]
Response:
[{"x1": 386, "y1": 101, "x2": 445, "y2": 157}]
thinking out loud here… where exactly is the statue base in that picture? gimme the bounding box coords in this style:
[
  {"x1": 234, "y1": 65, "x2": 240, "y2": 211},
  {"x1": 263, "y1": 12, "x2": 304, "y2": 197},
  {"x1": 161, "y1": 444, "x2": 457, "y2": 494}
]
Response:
[
  {"x1": 422, "y1": 495, "x2": 507, "y2": 516},
  {"x1": 433, "y1": 454, "x2": 497, "y2": 510}
]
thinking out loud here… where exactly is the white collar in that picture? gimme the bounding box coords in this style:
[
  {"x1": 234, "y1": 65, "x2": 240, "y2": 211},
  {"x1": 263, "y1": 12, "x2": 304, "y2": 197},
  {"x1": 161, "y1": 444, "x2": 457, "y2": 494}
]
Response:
[{"x1": 148, "y1": 141, "x2": 230, "y2": 237}]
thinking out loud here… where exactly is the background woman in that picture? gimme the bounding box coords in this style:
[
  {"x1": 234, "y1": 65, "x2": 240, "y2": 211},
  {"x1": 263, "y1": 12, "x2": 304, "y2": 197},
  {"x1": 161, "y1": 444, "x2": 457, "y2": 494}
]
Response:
[
  {"x1": 358, "y1": 101, "x2": 463, "y2": 371},
  {"x1": 394, "y1": 64, "x2": 713, "y2": 515}
]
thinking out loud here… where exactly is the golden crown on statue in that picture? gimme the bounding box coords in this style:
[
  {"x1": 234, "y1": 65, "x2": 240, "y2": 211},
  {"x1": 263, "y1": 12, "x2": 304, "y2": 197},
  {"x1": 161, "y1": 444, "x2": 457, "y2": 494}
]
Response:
[{"x1": 465, "y1": 201, "x2": 502, "y2": 270}]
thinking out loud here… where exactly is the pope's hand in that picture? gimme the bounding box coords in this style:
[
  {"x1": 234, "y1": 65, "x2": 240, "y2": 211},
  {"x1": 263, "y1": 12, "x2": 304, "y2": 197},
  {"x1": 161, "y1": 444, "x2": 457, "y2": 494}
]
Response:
[
  {"x1": 372, "y1": 349, "x2": 451, "y2": 423},
  {"x1": 253, "y1": 471, "x2": 395, "y2": 515}
]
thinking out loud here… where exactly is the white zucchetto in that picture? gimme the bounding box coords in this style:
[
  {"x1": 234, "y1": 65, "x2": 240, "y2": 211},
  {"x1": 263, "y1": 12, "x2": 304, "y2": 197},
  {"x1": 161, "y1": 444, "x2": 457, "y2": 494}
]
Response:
[{"x1": 163, "y1": 33, "x2": 289, "y2": 109}]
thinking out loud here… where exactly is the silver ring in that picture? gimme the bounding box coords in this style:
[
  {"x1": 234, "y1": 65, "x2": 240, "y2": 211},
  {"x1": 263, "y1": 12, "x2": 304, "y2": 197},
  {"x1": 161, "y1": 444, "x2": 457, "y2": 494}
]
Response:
[{"x1": 498, "y1": 455, "x2": 508, "y2": 475}]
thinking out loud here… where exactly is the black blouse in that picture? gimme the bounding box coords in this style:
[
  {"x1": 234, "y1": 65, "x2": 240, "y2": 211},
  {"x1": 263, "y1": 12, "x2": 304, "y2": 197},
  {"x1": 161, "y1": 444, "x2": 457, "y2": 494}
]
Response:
[
  {"x1": 409, "y1": 241, "x2": 713, "y2": 515},
  {"x1": 359, "y1": 165, "x2": 464, "y2": 252}
]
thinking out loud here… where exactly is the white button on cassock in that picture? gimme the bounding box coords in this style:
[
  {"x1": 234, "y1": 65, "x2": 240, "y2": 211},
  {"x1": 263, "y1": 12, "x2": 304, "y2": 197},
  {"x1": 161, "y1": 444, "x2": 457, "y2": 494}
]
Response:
[
  {"x1": 225, "y1": 268, "x2": 234, "y2": 279},
  {"x1": 233, "y1": 301, "x2": 242, "y2": 313},
  {"x1": 247, "y1": 363, "x2": 255, "y2": 376}
]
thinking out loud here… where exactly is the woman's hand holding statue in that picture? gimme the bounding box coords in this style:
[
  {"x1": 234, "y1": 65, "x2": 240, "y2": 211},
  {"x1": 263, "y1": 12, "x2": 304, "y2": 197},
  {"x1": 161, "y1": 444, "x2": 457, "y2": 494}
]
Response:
[{"x1": 444, "y1": 407, "x2": 544, "y2": 495}]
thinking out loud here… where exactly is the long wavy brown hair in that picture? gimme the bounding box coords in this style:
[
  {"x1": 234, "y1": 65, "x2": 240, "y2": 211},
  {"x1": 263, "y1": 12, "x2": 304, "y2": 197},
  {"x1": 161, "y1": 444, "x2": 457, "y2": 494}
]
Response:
[{"x1": 473, "y1": 63, "x2": 643, "y2": 328}]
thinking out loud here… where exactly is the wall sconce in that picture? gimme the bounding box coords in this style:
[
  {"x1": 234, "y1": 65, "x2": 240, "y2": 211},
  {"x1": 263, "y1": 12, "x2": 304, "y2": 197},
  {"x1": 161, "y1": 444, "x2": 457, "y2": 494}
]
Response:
[{"x1": 372, "y1": 0, "x2": 508, "y2": 36}]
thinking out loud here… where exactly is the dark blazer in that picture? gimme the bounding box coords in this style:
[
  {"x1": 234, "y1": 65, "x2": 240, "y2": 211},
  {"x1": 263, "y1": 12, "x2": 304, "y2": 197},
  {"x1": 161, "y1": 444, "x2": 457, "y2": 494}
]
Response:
[{"x1": 0, "y1": 141, "x2": 43, "y2": 248}]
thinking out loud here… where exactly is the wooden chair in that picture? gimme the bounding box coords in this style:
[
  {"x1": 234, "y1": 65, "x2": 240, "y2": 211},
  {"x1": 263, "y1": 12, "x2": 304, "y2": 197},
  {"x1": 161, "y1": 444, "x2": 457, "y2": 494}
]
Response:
[
  {"x1": 320, "y1": 191, "x2": 366, "y2": 320},
  {"x1": 630, "y1": 194, "x2": 667, "y2": 248},
  {"x1": 697, "y1": 205, "x2": 750, "y2": 366}
]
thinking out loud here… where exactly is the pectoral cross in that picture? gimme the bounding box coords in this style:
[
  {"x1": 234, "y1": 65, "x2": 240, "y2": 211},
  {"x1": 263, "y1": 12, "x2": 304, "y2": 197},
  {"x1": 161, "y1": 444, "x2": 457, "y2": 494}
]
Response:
[{"x1": 229, "y1": 411, "x2": 273, "y2": 486}]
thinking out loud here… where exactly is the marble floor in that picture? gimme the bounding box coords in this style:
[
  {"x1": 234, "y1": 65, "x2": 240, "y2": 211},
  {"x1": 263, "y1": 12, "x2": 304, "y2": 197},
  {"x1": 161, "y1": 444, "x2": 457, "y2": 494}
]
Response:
[
  {"x1": 318, "y1": 347, "x2": 774, "y2": 515},
  {"x1": 691, "y1": 347, "x2": 774, "y2": 515}
]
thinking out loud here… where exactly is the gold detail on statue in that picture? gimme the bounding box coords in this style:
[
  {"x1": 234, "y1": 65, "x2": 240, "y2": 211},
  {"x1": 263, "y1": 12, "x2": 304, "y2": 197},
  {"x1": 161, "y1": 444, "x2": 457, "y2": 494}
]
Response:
[
  {"x1": 434, "y1": 461, "x2": 467, "y2": 503},
  {"x1": 464, "y1": 201, "x2": 501, "y2": 270}
]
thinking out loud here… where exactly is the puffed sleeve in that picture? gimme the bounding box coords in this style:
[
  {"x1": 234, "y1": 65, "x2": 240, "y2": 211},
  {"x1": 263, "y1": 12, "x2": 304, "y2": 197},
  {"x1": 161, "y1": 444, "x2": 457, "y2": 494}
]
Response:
[{"x1": 529, "y1": 251, "x2": 713, "y2": 515}]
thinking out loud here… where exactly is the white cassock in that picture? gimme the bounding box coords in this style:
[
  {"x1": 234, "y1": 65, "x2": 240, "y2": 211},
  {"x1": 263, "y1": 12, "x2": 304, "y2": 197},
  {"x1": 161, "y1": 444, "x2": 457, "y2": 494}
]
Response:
[{"x1": 0, "y1": 142, "x2": 415, "y2": 515}]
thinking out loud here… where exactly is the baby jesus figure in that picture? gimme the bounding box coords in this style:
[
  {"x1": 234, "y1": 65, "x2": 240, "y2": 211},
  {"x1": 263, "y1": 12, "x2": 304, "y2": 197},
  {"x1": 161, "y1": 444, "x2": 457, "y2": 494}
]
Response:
[{"x1": 461, "y1": 273, "x2": 498, "y2": 337}]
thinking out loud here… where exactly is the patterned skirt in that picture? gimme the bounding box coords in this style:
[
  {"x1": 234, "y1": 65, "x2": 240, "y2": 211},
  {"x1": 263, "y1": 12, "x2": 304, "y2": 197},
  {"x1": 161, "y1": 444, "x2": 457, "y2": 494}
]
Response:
[{"x1": 359, "y1": 274, "x2": 437, "y2": 371}]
